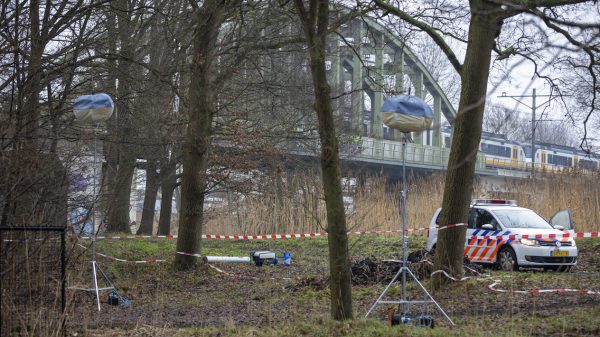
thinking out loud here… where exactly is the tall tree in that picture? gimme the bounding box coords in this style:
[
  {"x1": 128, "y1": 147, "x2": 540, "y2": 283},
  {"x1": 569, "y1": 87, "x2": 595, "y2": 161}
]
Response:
[
  {"x1": 0, "y1": 0, "x2": 99, "y2": 227},
  {"x1": 104, "y1": 0, "x2": 144, "y2": 233},
  {"x1": 174, "y1": 0, "x2": 231, "y2": 270},
  {"x1": 293, "y1": 0, "x2": 353, "y2": 320},
  {"x1": 374, "y1": 0, "x2": 599, "y2": 285},
  {"x1": 173, "y1": 0, "x2": 305, "y2": 268},
  {"x1": 135, "y1": 0, "x2": 189, "y2": 235}
]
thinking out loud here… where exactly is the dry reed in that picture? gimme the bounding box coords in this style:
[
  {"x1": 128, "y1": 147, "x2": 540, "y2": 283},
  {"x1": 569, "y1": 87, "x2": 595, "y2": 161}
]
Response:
[{"x1": 203, "y1": 171, "x2": 600, "y2": 235}]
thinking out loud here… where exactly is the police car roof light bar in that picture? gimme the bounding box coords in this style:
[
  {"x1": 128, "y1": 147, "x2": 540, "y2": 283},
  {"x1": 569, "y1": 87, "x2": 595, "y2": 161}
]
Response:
[{"x1": 472, "y1": 199, "x2": 517, "y2": 206}]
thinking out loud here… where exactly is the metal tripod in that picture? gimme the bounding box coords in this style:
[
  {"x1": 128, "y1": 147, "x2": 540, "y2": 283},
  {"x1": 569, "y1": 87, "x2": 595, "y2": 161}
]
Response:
[
  {"x1": 69, "y1": 125, "x2": 115, "y2": 311},
  {"x1": 365, "y1": 136, "x2": 453, "y2": 326},
  {"x1": 69, "y1": 245, "x2": 115, "y2": 311}
]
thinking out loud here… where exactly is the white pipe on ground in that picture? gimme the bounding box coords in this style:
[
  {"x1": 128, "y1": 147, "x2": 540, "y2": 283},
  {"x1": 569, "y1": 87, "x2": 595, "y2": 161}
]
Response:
[{"x1": 203, "y1": 256, "x2": 251, "y2": 264}]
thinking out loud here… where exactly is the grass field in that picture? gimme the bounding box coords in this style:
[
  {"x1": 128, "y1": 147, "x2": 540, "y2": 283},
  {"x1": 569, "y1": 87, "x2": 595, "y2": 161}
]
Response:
[{"x1": 67, "y1": 235, "x2": 600, "y2": 337}]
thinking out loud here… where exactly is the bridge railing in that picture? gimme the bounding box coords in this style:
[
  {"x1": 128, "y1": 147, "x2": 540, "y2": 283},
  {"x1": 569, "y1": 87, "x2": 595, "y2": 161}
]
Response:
[{"x1": 356, "y1": 137, "x2": 486, "y2": 170}]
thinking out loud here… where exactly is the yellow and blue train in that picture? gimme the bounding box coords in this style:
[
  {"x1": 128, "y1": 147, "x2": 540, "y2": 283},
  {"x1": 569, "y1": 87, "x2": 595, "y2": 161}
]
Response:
[{"x1": 442, "y1": 129, "x2": 599, "y2": 173}]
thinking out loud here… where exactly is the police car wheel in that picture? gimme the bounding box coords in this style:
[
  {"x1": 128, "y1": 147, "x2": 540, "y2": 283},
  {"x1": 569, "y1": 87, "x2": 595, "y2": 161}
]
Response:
[{"x1": 497, "y1": 247, "x2": 518, "y2": 271}]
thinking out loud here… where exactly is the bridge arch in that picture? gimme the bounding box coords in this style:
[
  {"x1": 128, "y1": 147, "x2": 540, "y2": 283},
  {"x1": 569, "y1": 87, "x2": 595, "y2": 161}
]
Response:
[{"x1": 327, "y1": 15, "x2": 456, "y2": 148}]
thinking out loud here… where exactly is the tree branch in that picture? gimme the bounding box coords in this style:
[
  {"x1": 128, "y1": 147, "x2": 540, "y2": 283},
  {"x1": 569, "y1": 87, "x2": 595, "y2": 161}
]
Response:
[
  {"x1": 533, "y1": 9, "x2": 598, "y2": 151},
  {"x1": 373, "y1": 0, "x2": 463, "y2": 74}
]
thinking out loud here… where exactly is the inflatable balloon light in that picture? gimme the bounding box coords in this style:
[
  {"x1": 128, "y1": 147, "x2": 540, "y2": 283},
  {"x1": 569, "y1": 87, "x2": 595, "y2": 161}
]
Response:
[
  {"x1": 73, "y1": 93, "x2": 114, "y2": 123},
  {"x1": 381, "y1": 95, "x2": 433, "y2": 132}
]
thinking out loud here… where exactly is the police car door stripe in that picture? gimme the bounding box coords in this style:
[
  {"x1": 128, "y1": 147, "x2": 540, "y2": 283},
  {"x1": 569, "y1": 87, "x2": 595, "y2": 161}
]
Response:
[
  {"x1": 464, "y1": 229, "x2": 479, "y2": 257},
  {"x1": 485, "y1": 231, "x2": 512, "y2": 262},
  {"x1": 472, "y1": 230, "x2": 493, "y2": 261},
  {"x1": 469, "y1": 230, "x2": 487, "y2": 261},
  {"x1": 478, "y1": 238, "x2": 495, "y2": 261},
  {"x1": 486, "y1": 240, "x2": 504, "y2": 262},
  {"x1": 480, "y1": 230, "x2": 502, "y2": 261}
]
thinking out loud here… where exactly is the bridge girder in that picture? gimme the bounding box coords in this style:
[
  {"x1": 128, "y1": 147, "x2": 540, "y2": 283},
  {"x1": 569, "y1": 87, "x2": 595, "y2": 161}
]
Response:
[{"x1": 327, "y1": 16, "x2": 455, "y2": 148}]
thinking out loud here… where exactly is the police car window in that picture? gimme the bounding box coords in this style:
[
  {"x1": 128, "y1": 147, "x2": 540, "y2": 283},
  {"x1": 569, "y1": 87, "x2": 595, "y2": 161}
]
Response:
[
  {"x1": 492, "y1": 209, "x2": 553, "y2": 229},
  {"x1": 474, "y1": 209, "x2": 498, "y2": 229},
  {"x1": 437, "y1": 209, "x2": 471, "y2": 227},
  {"x1": 468, "y1": 208, "x2": 476, "y2": 229}
]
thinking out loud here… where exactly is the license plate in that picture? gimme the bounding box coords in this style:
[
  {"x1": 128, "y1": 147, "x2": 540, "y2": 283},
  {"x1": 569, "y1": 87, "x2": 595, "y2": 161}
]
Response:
[{"x1": 551, "y1": 250, "x2": 569, "y2": 257}]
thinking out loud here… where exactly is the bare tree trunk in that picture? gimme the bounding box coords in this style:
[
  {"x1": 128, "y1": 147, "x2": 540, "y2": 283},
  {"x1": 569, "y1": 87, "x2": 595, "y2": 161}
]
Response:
[
  {"x1": 433, "y1": 1, "x2": 503, "y2": 287},
  {"x1": 136, "y1": 0, "x2": 174, "y2": 236},
  {"x1": 105, "y1": 0, "x2": 137, "y2": 233},
  {"x1": 158, "y1": 163, "x2": 177, "y2": 235},
  {"x1": 294, "y1": 0, "x2": 353, "y2": 320},
  {"x1": 137, "y1": 161, "x2": 159, "y2": 235},
  {"x1": 19, "y1": 0, "x2": 42, "y2": 152},
  {"x1": 174, "y1": 0, "x2": 227, "y2": 270},
  {"x1": 106, "y1": 155, "x2": 135, "y2": 232},
  {"x1": 101, "y1": 7, "x2": 118, "y2": 225}
]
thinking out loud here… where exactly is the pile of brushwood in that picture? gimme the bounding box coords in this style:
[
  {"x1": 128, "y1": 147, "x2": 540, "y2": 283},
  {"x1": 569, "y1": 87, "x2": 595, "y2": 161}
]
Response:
[{"x1": 350, "y1": 250, "x2": 483, "y2": 285}]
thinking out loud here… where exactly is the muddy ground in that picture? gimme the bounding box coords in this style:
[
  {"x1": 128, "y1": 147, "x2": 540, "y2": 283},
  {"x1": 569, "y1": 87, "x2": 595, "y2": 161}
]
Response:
[{"x1": 67, "y1": 236, "x2": 600, "y2": 336}]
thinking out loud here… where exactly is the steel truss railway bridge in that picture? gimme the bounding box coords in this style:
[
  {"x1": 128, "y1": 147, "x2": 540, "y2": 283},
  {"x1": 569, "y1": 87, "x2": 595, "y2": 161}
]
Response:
[{"x1": 282, "y1": 15, "x2": 521, "y2": 181}]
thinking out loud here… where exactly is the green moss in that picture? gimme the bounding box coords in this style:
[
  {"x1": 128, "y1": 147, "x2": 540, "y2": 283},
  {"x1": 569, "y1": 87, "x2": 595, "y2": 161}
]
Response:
[
  {"x1": 353, "y1": 286, "x2": 379, "y2": 299},
  {"x1": 298, "y1": 288, "x2": 322, "y2": 300}
]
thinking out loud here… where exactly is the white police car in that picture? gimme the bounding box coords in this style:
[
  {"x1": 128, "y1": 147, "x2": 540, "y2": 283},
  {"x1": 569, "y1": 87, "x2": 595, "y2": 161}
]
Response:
[{"x1": 426, "y1": 199, "x2": 577, "y2": 271}]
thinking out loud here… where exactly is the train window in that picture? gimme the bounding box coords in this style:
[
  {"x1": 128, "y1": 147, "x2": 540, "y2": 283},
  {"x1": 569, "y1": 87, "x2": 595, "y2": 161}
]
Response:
[
  {"x1": 548, "y1": 154, "x2": 572, "y2": 166},
  {"x1": 484, "y1": 144, "x2": 511, "y2": 158},
  {"x1": 579, "y1": 159, "x2": 596, "y2": 170},
  {"x1": 444, "y1": 136, "x2": 451, "y2": 148}
]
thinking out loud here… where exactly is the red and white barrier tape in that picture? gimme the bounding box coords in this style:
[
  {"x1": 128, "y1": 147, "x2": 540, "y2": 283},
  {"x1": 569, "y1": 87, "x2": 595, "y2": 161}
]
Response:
[
  {"x1": 76, "y1": 233, "x2": 326, "y2": 241},
  {"x1": 96, "y1": 253, "x2": 165, "y2": 264},
  {"x1": 75, "y1": 228, "x2": 434, "y2": 241},
  {"x1": 74, "y1": 227, "x2": 438, "y2": 241},
  {"x1": 207, "y1": 264, "x2": 233, "y2": 276},
  {"x1": 473, "y1": 232, "x2": 599, "y2": 240},
  {"x1": 432, "y1": 269, "x2": 600, "y2": 295},
  {"x1": 430, "y1": 269, "x2": 473, "y2": 282},
  {"x1": 350, "y1": 228, "x2": 432, "y2": 235},
  {"x1": 203, "y1": 232, "x2": 324, "y2": 239},
  {"x1": 73, "y1": 227, "x2": 598, "y2": 241},
  {"x1": 488, "y1": 279, "x2": 600, "y2": 295},
  {"x1": 176, "y1": 251, "x2": 202, "y2": 257},
  {"x1": 76, "y1": 243, "x2": 166, "y2": 264},
  {"x1": 76, "y1": 235, "x2": 177, "y2": 240},
  {"x1": 437, "y1": 223, "x2": 467, "y2": 231}
]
